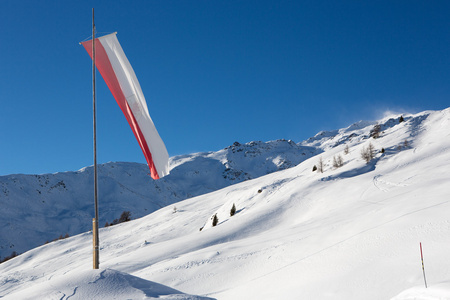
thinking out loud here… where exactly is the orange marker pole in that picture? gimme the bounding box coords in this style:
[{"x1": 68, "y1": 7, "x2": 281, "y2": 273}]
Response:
[{"x1": 420, "y1": 242, "x2": 427, "y2": 288}]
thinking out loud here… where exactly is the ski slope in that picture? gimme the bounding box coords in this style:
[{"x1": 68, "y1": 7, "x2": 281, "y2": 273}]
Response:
[
  {"x1": 1, "y1": 108, "x2": 450, "y2": 299},
  {"x1": 0, "y1": 139, "x2": 315, "y2": 259}
]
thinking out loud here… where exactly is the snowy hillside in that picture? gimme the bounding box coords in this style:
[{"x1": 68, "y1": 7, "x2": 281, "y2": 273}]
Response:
[
  {"x1": 0, "y1": 139, "x2": 316, "y2": 259},
  {"x1": 1, "y1": 108, "x2": 450, "y2": 299}
]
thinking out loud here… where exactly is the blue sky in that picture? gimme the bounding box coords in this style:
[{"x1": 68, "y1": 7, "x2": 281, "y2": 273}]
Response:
[{"x1": 1, "y1": 0, "x2": 449, "y2": 176}]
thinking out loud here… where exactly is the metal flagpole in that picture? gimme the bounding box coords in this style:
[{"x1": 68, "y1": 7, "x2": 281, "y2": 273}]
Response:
[{"x1": 92, "y1": 7, "x2": 100, "y2": 270}]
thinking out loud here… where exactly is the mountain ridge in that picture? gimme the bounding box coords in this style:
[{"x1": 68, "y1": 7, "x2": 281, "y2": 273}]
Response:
[
  {"x1": 0, "y1": 110, "x2": 433, "y2": 260},
  {"x1": 0, "y1": 137, "x2": 317, "y2": 259}
]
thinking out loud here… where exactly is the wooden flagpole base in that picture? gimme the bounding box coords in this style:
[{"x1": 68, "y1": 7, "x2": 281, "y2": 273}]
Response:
[{"x1": 93, "y1": 218, "x2": 99, "y2": 269}]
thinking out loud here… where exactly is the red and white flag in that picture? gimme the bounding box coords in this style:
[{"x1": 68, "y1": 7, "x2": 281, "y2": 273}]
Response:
[{"x1": 81, "y1": 33, "x2": 169, "y2": 179}]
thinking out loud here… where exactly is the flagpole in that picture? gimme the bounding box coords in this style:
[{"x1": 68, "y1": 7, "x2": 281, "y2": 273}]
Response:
[{"x1": 92, "y1": 7, "x2": 100, "y2": 270}]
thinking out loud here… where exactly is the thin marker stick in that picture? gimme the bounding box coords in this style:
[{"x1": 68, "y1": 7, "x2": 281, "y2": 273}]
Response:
[{"x1": 420, "y1": 242, "x2": 428, "y2": 288}]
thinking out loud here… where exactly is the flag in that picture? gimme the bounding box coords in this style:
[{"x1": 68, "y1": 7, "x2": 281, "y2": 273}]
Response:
[{"x1": 81, "y1": 33, "x2": 169, "y2": 179}]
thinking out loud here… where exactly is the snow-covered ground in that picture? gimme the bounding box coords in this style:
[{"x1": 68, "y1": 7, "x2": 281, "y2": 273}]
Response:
[
  {"x1": 0, "y1": 139, "x2": 315, "y2": 259},
  {"x1": 1, "y1": 108, "x2": 450, "y2": 299}
]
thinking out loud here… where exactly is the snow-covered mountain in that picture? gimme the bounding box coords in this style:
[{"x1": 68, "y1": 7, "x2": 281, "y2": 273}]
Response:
[
  {"x1": 0, "y1": 139, "x2": 316, "y2": 259},
  {"x1": 1, "y1": 108, "x2": 450, "y2": 299}
]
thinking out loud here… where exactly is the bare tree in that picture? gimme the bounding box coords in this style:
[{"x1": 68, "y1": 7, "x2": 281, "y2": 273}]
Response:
[
  {"x1": 317, "y1": 156, "x2": 324, "y2": 173},
  {"x1": 371, "y1": 124, "x2": 381, "y2": 139},
  {"x1": 344, "y1": 144, "x2": 349, "y2": 155},
  {"x1": 361, "y1": 143, "x2": 375, "y2": 163},
  {"x1": 361, "y1": 147, "x2": 370, "y2": 163},
  {"x1": 333, "y1": 154, "x2": 344, "y2": 168},
  {"x1": 368, "y1": 143, "x2": 375, "y2": 159}
]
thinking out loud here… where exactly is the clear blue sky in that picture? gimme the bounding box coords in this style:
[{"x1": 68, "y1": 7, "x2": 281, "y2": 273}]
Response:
[{"x1": 1, "y1": 0, "x2": 449, "y2": 176}]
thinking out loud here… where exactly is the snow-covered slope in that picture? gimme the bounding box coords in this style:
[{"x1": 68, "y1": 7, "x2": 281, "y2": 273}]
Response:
[
  {"x1": 0, "y1": 139, "x2": 315, "y2": 259},
  {"x1": 1, "y1": 108, "x2": 450, "y2": 299}
]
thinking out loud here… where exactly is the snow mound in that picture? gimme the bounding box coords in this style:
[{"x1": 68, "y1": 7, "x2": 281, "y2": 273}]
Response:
[
  {"x1": 391, "y1": 282, "x2": 450, "y2": 300},
  {"x1": 5, "y1": 268, "x2": 213, "y2": 300}
]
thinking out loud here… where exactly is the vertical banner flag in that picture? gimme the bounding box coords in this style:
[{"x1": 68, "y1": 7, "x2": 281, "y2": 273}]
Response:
[{"x1": 81, "y1": 33, "x2": 169, "y2": 179}]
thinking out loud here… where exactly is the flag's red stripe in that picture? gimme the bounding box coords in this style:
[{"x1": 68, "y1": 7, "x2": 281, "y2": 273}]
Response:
[{"x1": 82, "y1": 39, "x2": 160, "y2": 179}]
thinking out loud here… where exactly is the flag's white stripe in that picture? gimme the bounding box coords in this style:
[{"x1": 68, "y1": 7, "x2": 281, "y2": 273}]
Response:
[{"x1": 99, "y1": 34, "x2": 169, "y2": 178}]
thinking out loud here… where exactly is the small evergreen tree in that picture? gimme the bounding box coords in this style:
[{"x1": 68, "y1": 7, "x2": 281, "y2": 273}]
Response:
[
  {"x1": 312, "y1": 165, "x2": 317, "y2": 172},
  {"x1": 212, "y1": 214, "x2": 219, "y2": 227},
  {"x1": 399, "y1": 115, "x2": 404, "y2": 123},
  {"x1": 230, "y1": 203, "x2": 236, "y2": 217},
  {"x1": 110, "y1": 211, "x2": 132, "y2": 226},
  {"x1": 1, "y1": 251, "x2": 18, "y2": 264},
  {"x1": 118, "y1": 211, "x2": 131, "y2": 223}
]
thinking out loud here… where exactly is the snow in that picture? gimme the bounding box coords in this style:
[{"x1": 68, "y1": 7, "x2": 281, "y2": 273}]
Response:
[
  {"x1": 392, "y1": 283, "x2": 450, "y2": 300},
  {"x1": 0, "y1": 139, "x2": 315, "y2": 259},
  {"x1": 7, "y1": 268, "x2": 212, "y2": 300},
  {"x1": 1, "y1": 108, "x2": 450, "y2": 299}
]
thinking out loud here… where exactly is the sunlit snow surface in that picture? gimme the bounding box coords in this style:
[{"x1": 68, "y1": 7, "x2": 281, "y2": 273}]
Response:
[
  {"x1": 1, "y1": 108, "x2": 450, "y2": 299},
  {"x1": 0, "y1": 139, "x2": 316, "y2": 259}
]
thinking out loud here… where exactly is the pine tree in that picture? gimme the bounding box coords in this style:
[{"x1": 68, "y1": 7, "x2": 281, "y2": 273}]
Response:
[
  {"x1": 212, "y1": 214, "x2": 219, "y2": 227},
  {"x1": 118, "y1": 211, "x2": 131, "y2": 223},
  {"x1": 230, "y1": 203, "x2": 236, "y2": 217}
]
